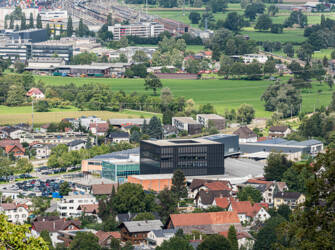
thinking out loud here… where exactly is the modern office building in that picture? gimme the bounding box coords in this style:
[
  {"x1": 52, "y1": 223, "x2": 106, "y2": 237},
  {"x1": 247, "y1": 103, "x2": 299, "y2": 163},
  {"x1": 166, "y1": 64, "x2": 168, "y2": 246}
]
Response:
[
  {"x1": 196, "y1": 114, "x2": 226, "y2": 130},
  {"x1": 0, "y1": 42, "x2": 30, "y2": 61},
  {"x1": 202, "y1": 134, "x2": 239, "y2": 157},
  {"x1": 9, "y1": 29, "x2": 48, "y2": 43},
  {"x1": 172, "y1": 117, "x2": 203, "y2": 135},
  {"x1": 140, "y1": 139, "x2": 225, "y2": 176},
  {"x1": 102, "y1": 158, "x2": 140, "y2": 183},
  {"x1": 31, "y1": 43, "x2": 73, "y2": 62},
  {"x1": 108, "y1": 22, "x2": 164, "y2": 40}
]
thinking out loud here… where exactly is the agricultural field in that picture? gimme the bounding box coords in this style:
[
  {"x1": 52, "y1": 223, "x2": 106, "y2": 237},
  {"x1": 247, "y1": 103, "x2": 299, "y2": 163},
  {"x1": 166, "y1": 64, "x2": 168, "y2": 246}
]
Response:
[
  {"x1": 241, "y1": 28, "x2": 306, "y2": 43},
  {"x1": 34, "y1": 76, "x2": 334, "y2": 118},
  {"x1": 0, "y1": 105, "x2": 159, "y2": 125}
]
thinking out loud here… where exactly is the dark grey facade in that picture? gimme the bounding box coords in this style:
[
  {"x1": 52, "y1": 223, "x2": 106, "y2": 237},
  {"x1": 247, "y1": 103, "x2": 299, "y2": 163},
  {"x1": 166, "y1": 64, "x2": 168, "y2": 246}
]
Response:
[
  {"x1": 10, "y1": 29, "x2": 48, "y2": 43},
  {"x1": 31, "y1": 44, "x2": 73, "y2": 62},
  {"x1": 140, "y1": 139, "x2": 225, "y2": 176},
  {"x1": 202, "y1": 134, "x2": 239, "y2": 157}
]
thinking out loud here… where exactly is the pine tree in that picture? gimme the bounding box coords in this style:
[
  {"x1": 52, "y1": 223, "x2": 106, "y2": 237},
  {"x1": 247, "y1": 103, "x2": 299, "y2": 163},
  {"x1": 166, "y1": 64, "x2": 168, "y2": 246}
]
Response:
[
  {"x1": 36, "y1": 13, "x2": 42, "y2": 28},
  {"x1": 67, "y1": 16, "x2": 73, "y2": 37},
  {"x1": 148, "y1": 116, "x2": 162, "y2": 139},
  {"x1": 78, "y1": 18, "x2": 84, "y2": 37},
  {"x1": 53, "y1": 24, "x2": 56, "y2": 38},
  {"x1": 20, "y1": 13, "x2": 26, "y2": 30},
  {"x1": 29, "y1": 13, "x2": 34, "y2": 29},
  {"x1": 228, "y1": 225, "x2": 238, "y2": 250},
  {"x1": 86, "y1": 136, "x2": 92, "y2": 149},
  {"x1": 171, "y1": 170, "x2": 188, "y2": 199},
  {"x1": 46, "y1": 23, "x2": 51, "y2": 39},
  {"x1": 107, "y1": 14, "x2": 113, "y2": 26},
  {"x1": 9, "y1": 15, "x2": 14, "y2": 29},
  {"x1": 142, "y1": 119, "x2": 149, "y2": 135},
  {"x1": 60, "y1": 24, "x2": 64, "y2": 36}
]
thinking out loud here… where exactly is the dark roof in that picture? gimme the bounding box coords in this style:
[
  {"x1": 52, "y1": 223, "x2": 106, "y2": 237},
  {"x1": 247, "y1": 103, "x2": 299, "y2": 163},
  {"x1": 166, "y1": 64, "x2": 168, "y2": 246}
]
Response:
[
  {"x1": 189, "y1": 179, "x2": 231, "y2": 192},
  {"x1": 197, "y1": 190, "x2": 231, "y2": 205},
  {"x1": 34, "y1": 216, "x2": 60, "y2": 222},
  {"x1": 32, "y1": 219, "x2": 81, "y2": 233},
  {"x1": 233, "y1": 127, "x2": 257, "y2": 139},
  {"x1": 274, "y1": 191, "x2": 302, "y2": 200},
  {"x1": 269, "y1": 125, "x2": 289, "y2": 133},
  {"x1": 107, "y1": 131, "x2": 129, "y2": 139},
  {"x1": 66, "y1": 139, "x2": 86, "y2": 147}
]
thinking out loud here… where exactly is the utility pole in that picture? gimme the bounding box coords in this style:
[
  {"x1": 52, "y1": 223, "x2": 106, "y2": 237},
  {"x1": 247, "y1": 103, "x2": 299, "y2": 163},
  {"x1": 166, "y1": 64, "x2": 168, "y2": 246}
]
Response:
[
  {"x1": 31, "y1": 99, "x2": 34, "y2": 133},
  {"x1": 183, "y1": 0, "x2": 185, "y2": 16}
]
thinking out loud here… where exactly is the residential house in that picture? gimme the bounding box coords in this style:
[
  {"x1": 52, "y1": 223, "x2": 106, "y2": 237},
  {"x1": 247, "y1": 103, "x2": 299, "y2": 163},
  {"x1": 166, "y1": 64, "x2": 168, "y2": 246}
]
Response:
[
  {"x1": 234, "y1": 127, "x2": 257, "y2": 143},
  {"x1": 33, "y1": 143, "x2": 55, "y2": 159},
  {"x1": 231, "y1": 54, "x2": 268, "y2": 64},
  {"x1": 244, "y1": 179, "x2": 288, "y2": 205},
  {"x1": 220, "y1": 231, "x2": 254, "y2": 250},
  {"x1": 1, "y1": 127, "x2": 26, "y2": 139},
  {"x1": 162, "y1": 124, "x2": 178, "y2": 138},
  {"x1": 67, "y1": 139, "x2": 86, "y2": 151},
  {"x1": 89, "y1": 122, "x2": 109, "y2": 136},
  {"x1": 77, "y1": 204, "x2": 101, "y2": 222},
  {"x1": 269, "y1": 125, "x2": 291, "y2": 138},
  {"x1": 91, "y1": 183, "x2": 117, "y2": 196},
  {"x1": 213, "y1": 197, "x2": 235, "y2": 210},
  {"x1": 0, "y1": 203, "x2": 29, "y2": 224},
  {"x1": 228, "y1": 201, "x2": 270, "y2": 224},
  {"x1": 119, "y1": 220, "x2": 163, "y2": 244},
  {"x1": 147, "y1": 229, "x2": 176, "y2": 247},
  {"x1": 172, "y1": 117, "x2": 203, "y2": 135},
  {"x1": 96, "y1": 231, "x2": 121, "y2": 248},
  {"x1": 195, "y1": 190, "x2": 231, "y2": 209},
  {"x1": 105, "y1": 131, "x2": 130, "y2": 144},
  {"x1": 0, "y1": 139, "x2": 25, "y2": 157},
  {"x1": 188, "y1": 179, "x2": 233, "y2": 199},
  {"x1": 166, "y1": 211, "x2": 241, "y2": 234},
  {"x1": 31, "y1": 218, "x2": 81, "y2": 247},
  {"x1": 273, "y1": 192, "x2": 305, "y2": 209},
  {"x1": 196, "y1": 114, "x2": 226, "y2": 130},
  {"x1": 76, "y1": 116, "x2": 104, "y2": 130},
  {"x1": 26, "y1": 87, "x2": 45, "y2": 100},
  {"x1": 57, "y1": 194, "x2": 98, "y2": 218}
]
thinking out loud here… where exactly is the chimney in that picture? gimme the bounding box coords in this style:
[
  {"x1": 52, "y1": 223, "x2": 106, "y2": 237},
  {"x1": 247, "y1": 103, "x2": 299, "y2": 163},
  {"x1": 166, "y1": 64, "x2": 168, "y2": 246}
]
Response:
[
  {"x1": 200, "y1": 234, "x2": 202, "y2": 240},
  {"x1": 53, "y1": 222, "x2": 55, "y2": 231}
]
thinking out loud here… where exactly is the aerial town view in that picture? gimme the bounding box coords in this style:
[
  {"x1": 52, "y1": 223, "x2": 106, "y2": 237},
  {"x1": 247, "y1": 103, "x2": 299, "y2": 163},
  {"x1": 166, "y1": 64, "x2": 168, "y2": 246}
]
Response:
[{"x1": 0, "y1": 0, "x2": 334, "y2": 248}]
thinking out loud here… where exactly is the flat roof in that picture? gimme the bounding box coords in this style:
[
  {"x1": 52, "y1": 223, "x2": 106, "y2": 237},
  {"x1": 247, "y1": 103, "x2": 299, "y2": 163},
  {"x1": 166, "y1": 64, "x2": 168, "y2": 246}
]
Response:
[
  {"x1": 197, "y1": 114, "x2": 225, "y2": 119},
  {"x1": 129, "y1": 174, "x2": 173, "y2": 180},
  {"x1": 173, "y1": 117, "x2": 199, "y2": 124},
  {"x1": 142, "y1": 138, "x2": 221, "y2": 146}
]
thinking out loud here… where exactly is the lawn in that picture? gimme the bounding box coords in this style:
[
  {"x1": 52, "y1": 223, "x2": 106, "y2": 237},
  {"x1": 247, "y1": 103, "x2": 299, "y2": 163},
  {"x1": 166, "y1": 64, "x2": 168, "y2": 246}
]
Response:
[
  {"x1": 0, "y1": 105, "x2": 159, "y2": 125},
  {"x1": 33, "y1": 76, "x2": 334, "y2": 118},
  {"x1": 241, "y1": 28, "x2": 306, "y2": 43}
]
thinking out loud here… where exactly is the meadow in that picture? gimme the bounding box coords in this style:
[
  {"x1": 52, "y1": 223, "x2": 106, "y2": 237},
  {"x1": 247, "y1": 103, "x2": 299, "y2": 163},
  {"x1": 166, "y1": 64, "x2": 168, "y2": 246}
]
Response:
[{"x1": 33, "y1": 76, "x2": 334, "y2": 118}]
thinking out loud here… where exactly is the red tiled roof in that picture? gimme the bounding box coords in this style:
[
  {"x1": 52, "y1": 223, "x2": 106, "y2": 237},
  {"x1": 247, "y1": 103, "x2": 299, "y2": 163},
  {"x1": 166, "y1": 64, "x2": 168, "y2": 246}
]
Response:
[
  {"x1": 230, "y1": 201, "x2": 263, "y2": 218},
  {"x1": 0, "y1": 203, "x2": 17, "y2": 210},
  {"x1": 96, "y1": 231, "x2": 121, "y2": 245},
  {"x1": 205, "y1": 182, "x2": 231, "y2": 191},
  {"x1": 0, "y1": 139, "x2": 21, "y2": 148},
  {"x1": 214, "y1": 197, "x2": 234, "y2": 209},
  {"x1": 27, "y1": 88, "x2": 43, "y2": 96},
  {"x1": 5, "y1": 144, "x2": 25, "y2": 154},
  {"x1": 170, "y1": 211, "x2": 240, "y2": 227},
  {"x1": 219, "y1": 231, "x2": 229, "y2": 238},
  {"x1": 246, "y1": 179, "x2": 272, "y2": 185},
  {"x1": 78, "y1": 204, "x2": 99, "y2": 213},
  {"x1": 89, "y1": 122, "x2": 109, "y2": 132},
  {"x1": 32, "y1": 219, "x2": 81, "y2": 233}
]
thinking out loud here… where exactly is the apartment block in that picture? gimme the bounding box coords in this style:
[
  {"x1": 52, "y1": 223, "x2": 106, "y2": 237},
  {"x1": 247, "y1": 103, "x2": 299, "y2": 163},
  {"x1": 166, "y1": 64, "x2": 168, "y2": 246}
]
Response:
[
  {"x1": 196, "y1": 114, "x2": 226, "y2": 130},
  {"x1": 108, "y1": 22, "x2": 164, "y2": 40}
]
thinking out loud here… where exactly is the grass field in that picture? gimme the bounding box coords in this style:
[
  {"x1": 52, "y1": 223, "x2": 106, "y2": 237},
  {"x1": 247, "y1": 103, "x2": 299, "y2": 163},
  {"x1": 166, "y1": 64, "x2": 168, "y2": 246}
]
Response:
[
  {"x1": 241, "y1": 28, "x2": 306, "y2": 43},
  {"x1": 33, "y1": 76, "x2": 334, "y2": 118},
  {"x1": 0, "y1": 105, "x2": 159, "y2": 125}
]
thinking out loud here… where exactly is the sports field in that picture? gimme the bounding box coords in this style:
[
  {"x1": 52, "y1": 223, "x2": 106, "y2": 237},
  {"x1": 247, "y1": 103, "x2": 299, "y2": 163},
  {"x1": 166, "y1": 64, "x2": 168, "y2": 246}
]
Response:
[{"x1": 33, "y1": 76, "x2": 334, "y2": 118}]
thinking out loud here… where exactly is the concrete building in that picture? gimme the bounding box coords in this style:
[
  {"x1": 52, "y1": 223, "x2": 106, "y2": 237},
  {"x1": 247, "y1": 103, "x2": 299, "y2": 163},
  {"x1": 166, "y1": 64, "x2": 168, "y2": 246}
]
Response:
[
  {"x1": 9, "y1": 29, "x2": 48, "y2": 43},
  {"x1": 196, "y1": 114, "x2": 225, "y2": 130},
  {"x1": 108, "y1": 22, "x2": 164, "y2": 40},
  {"x1": 140, "y1": 139, "x2": 225, "y2": 176},
  {"x1": 0, "y1": 203, "x2": 29, "y2": 224},
  {"x1": 147, "y1": 229, "x2": 176, "y2": 247},
  {"x1": 105, "y1": 131, "x2": 130, "y2": 144},
  {"x1": 0, "y1": 42, "x2": 30, "y2": 61},
  {"x1": 31, "y1": 42, "x2": 73, "y2": 62},
  {"x1": 57, "y1": 194, "x2": 97, "y2": 218},
  {"x1": 231, "y1": 54, "x2": 268, "y2": 64},
  {"x1": 202, "y1": 134, "x2": 240, "y2": 157},
  {"x1": 172, "y1": 117, "x2": 203, "y2": 135}
]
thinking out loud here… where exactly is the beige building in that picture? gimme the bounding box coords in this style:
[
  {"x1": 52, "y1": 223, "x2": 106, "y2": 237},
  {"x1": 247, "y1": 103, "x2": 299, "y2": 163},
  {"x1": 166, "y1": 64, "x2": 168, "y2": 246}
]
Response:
[{"x1": 273, "y1": 192, "x2": 305, "y2": 209}]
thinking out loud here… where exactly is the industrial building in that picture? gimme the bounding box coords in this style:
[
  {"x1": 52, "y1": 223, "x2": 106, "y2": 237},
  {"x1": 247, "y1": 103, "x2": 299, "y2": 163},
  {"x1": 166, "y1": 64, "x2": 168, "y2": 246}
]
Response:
[
  {"x1": 0, "y1": 42, "x2": 30, "y2": 61},
  {"x1": 202, "y1": 134, "x2": 240, "y2": 157},
  {"x1": 31, "y1": 43, "x2": 73, "y2": 62},
  {"x1": 108, "y1": 22, "x2": 164, "y2": 40},
  {"x1": 140, "y1": 139, "x2": 225, "y2": 176},
  {"x1": 2, "y1": 29, "x2": 48, "y2": 43}
]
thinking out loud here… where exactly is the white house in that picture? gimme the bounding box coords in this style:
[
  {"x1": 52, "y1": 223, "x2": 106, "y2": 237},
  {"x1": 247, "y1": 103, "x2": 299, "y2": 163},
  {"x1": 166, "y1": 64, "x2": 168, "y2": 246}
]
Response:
[
  {"x1": 233, "y1": 126, "x2": 257, "y2": 143},
  {"x1": 57, "y1": 194, "x2": 97, "y2": 218},
  {"x1": 147, "y1": 229, "x2": 176, "y2": 247},
  {"x1": 66, "y1": 139, "x2": 86, "y2": 151},
  {"x1": 0, "y1": 203, "x2": 29, "y2": 224},
  {"x1": 241, "y1": 54, "x2": 268, "y2": 64},
  {"x1": 105, "y1": 131, "x2": 129, "y2": 144},
  {"x1": 269, "y1": 125, "x2": 292, "y2": 138},
  {"x1": 78, "y1": 116, "x2": 104, "y2": 130},
  {"x1": 228, "y1": 201, "x2": 270, "y2": 224},
  {"x1": 26, "y1": 88, "x2": 45, "y2": 100},
  {"x1": 33, "y1": 144, "x2": 55, "y2": 159}
]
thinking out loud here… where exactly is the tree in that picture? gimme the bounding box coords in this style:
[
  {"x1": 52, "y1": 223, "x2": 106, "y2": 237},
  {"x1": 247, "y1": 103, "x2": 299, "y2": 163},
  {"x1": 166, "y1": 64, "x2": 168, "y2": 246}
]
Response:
[
  {"x1": 268, "y1": 5, "x2": 279, "y2": 16},
  {"x1": 15, "y1": 158, "x2": 33, "y2": 174},
  {"x1": 36, "y1": 13, "x2": 42, "y2": 28},
  {"x1": 236, "y1": 104, "x2": 255, "y2": 124},
  {"x1": 132, "y1": 50, "x2": 149, "y2": 63},
  {"x1": 20, "y1": 13, "x2": 26, "y2": 30},
  {"x1": 185, "y1": 58, "x2": 200, "y2": 74},
  {"x1": 6, "y1": 83, "x2": 26, "y2": 106},
  {"x1": 237, "y1": 186, "x2": 263, "y2": 203},
  {"x1": 35, "y1": 100, "x2": 49, "y2": 112},
  {"x1": 209, "y1": 0, "x2": 228, "y2": 13},
  {"x1": 148, "y1": 116, "x2": 162, "y2": 139},
  {"x1": 144, "y1": 73, "x2": 163, "y2": 96},
  {"x1": 29, "y1": 13, "x2": 34, "y2": 29},
  {"x1": 277, "y1": 204, "x2": 291, "y2": 221},
  {"x1": 59, "y1": 181, "x2": 71, "y2": 196},
  {"x1": 330, "y1": 92, "x2": 335, "y2": 111},
  {"x1": 264, "y1": 152, "x2": 292, "y2": 181},
  {"x1": 112, "y1": 183, "x2": 155, "y2": 213},
  {"x1": 98, "y1": 24, "x2": 113, "y2": 42},
  {"x1": 132, "y1": 212, "x2": 155, "y2": 221},
  {"x1": 171, "y1": 170, "x2": 187, "y2": 199},
  {"x1": 198, "y1": 103, "x2": 215, "y2": 114},
  {"x1": 130, "y1": 130, "x2": 141, "y2": 143},
  {"x1": 46, "y1": 23, "x2": 51, "y2": 39},
  {"x1": 189, "y1": 12, "x2": 201, "y2": 24},
  {"x1": 0, "y1": 214, "x2": 48, "y2": 249},
  {"x1": 40, "y1": 230, "x2": 53, "y2": 250},
  {"x1": 69, "y1": 232, "x2": 101, "y2": 250},
  {"x1": 297, "y1": 43, "x2": 314, "y2": 62},
  {"x1": 110, "y1": 238, "x2": 121, "y2": 250},
  {"x1": 157, "y1": 188, "x2": 178, "y2": 223},
  {"x1": 264, "y1": 60, "x2": 276, "y2": 76},
  {"x1": 156, "y1": 236, "x2": 193, "y2": 250},
  {"x1": 67, "y1": 16, "x2": 73, "y2": 37},
  {"x1": 228, "y1": 225, "x2": 238, "y2": 250},
  {"x1": 223, "y1": 12, "x2": 245, "y2": 32},
  {"x1": 254, "y1": 216, "x2": 286, "y2": 249},
  {"x1": 198, "y1": 234, "x2": 232, "y2": 250},
  {"x1": 78, "y1": 18, "x2": 85, "y2": 37},
  {"x1": 255, "y1": 14, "x2": 272, "y2": 31},
  {"x1": 271, "y1": 24, "x2": 283, "y2": 34},
  {"x1": 283, "y1": 43, "x2": 294, "y2": 57}
]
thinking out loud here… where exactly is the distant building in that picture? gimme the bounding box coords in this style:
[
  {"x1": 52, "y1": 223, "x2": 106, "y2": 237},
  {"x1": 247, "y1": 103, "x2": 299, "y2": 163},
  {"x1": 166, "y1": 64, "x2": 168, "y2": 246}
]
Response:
[
  {"x1": 202, "y1": 134, "x2": 240, "y2": 157},
  {"x1": 31, "y1": 42, "x2": 73, "y2": 62},
  {"x1": 9, "y1": 29, "x2": 48, "y2": 43},
  {"x1": 105, "y1": 131, "x2": 129, "y2": 144},
  {"x1": 234, "y1": 127, "x2": 257, "y2": 143},
  {"x1": 154, "y1": 17, "x2": 188, "y2": 34},
  {"x1": 269, "y1": 125, "x2": 291, "y2": 138},
  {"x1": 89, "y1": 122, "x2": 109, "y2": 136},
  {"x1": 127, "y1": 174, "x2": 173, "y2": 192},
  {"x1": 274, "y1": 191, "x2": 305, "y2": 209},
  {"x1": 196, "y1": 114, "x2": 225, "y2": 130},
  {"x1": 147, "y1": 229, "x2": 176, "y2": 247},
  {"x1": 172, "y1": 117, "x2": 203, "y2": 135},
  {"x1": 0, "y1": 203, "x2": 29, "y2": 224},
  {"x1": 108, "y1": 22, "x2": 164, "y2": 40},
  {"x1": 26, "y1": 88, "x2": 45, "y2": 100},
  {"x1": 66, "y1": 139, "x2": 86, "y2": 151},
  {"x1": 231, "y1": 54, "x2": 268, "y2": 64},
  {"x1": 140, "y1": 139, "x2": 225, "y2": 176},
  {"x1": 228, "y1": 201, "x2": 270, "y2": 223},
  {"x1": 102, "y1": 156, "x2": 140, "y2": 183},
  {"x1": 57, "y1": 194, "x2": 98, "y2": 218}
]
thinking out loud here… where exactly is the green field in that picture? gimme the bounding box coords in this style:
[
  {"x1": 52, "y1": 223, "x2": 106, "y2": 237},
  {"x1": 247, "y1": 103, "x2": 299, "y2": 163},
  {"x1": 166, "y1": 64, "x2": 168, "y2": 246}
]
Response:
[
  {"x1": 33, "y1": 76, "x2": 334, "y2": 118},
  {"x1": 241, "y1": 28, "x2": 306, "y2": 43}
]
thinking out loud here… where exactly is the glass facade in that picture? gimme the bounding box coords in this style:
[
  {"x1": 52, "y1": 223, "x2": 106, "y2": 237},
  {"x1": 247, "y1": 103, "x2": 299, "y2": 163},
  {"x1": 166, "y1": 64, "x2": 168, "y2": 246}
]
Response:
[
  {"x1": 140, "y1": 141, "x2": 225, "y2": 176},
  {"x1": 102, "y1": 161, "x2": 140, "y2": 183}
]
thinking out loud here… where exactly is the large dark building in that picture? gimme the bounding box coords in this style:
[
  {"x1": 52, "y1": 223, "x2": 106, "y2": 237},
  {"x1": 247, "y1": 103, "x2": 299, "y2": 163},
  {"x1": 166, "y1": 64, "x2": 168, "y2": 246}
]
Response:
[
  {"x1": 202, "y1": 134, "x2": 240, "y2": 157},
  {"x1": 140, "y1": 139, "x2": 225, "y2": 176},
  {"x1": 10, "y1": 29, "x2": 48, "y2": 43}
]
